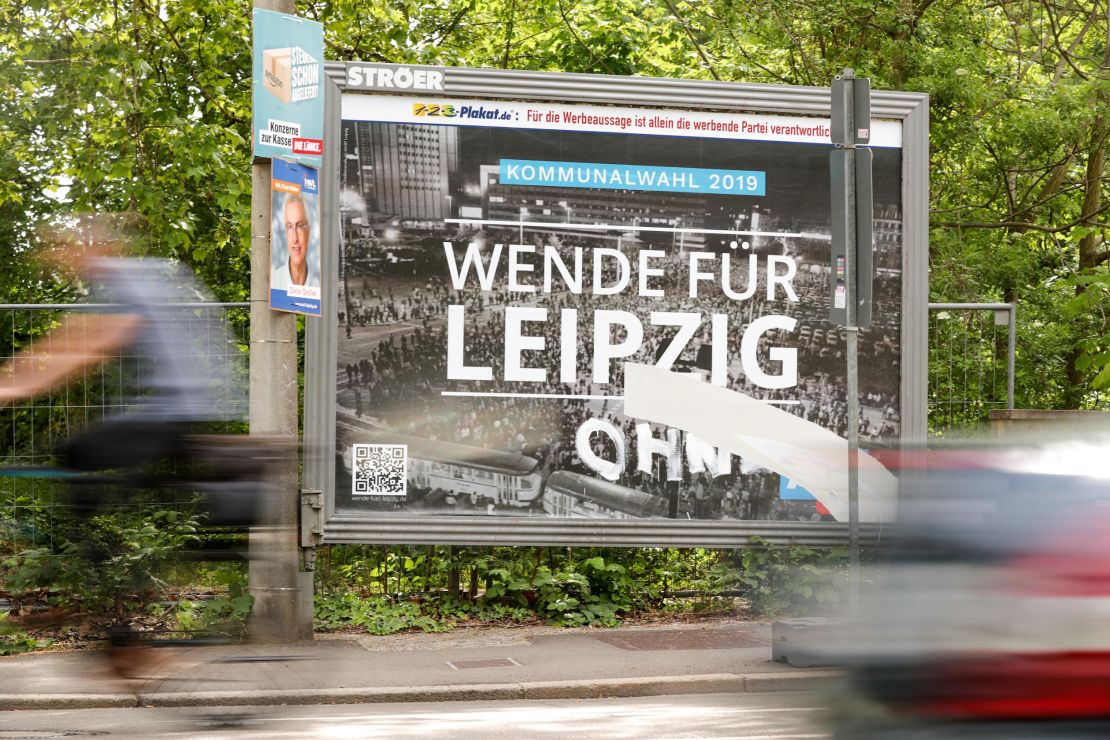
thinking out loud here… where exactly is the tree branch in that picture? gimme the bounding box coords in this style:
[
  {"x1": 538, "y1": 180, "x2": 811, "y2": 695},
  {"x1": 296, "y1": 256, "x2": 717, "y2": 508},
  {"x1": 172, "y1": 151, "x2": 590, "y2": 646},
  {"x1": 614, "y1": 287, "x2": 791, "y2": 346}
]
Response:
[
  {"x1": 662, "y1": 0, "x2": 721, "y2": 80},
  {"x1": 324, "y1": 37, "x2": 391, "y2": 63},
  {"x1": 556, "y1": 0, "x2": 613, "y2": 74},
  {"x1": 433, "y1": 4, "x2": 472, "y2": 47},
  {"x1": 1041, "y1": 0, "x2": 1093, "y2": 81},
  {"x1": 934, "y1": 201, "x2": 1110, "y2": 233},
  {"x1": 136, "y1": 0, "x2": 243, "y2": 125},
  {"x1": 501, "y1": 0, "x2": 516, "y2": 69},
  {"x1": 1092, "y1": 244, "x2": 1110, "y2": 267}
]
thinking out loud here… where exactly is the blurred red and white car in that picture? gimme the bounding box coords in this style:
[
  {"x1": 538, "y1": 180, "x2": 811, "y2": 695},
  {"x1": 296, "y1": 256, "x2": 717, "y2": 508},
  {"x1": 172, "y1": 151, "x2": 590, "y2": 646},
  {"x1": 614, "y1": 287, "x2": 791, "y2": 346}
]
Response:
[{"x1": 832, "y1": 438, "x2": 1110, "y2": 738}]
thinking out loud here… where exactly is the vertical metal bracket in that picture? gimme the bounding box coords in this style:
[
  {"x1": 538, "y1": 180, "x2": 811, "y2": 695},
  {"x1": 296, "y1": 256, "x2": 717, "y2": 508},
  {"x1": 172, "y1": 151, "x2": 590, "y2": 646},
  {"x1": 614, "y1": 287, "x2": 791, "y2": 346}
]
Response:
[{"x1": 300, "y1": 489, "x2": 324, "y2": 546}]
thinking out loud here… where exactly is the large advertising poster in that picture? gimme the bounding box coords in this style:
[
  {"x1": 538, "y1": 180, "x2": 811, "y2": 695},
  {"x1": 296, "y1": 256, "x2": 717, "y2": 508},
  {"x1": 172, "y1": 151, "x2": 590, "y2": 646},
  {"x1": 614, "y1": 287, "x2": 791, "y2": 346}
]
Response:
[{"x1": 334, "y1": 95, "x2": 904, "y2": 522}]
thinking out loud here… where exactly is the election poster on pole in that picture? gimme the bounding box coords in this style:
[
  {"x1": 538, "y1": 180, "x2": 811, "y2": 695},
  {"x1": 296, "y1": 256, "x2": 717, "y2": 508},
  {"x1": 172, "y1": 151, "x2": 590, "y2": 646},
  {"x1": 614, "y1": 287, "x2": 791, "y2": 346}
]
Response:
[
  {"x1": 271, "y1": 157, "x2": 322, "y2": 316},
  {"x1": 252, "y1": 9, "x2": 324, "y2": 167}
]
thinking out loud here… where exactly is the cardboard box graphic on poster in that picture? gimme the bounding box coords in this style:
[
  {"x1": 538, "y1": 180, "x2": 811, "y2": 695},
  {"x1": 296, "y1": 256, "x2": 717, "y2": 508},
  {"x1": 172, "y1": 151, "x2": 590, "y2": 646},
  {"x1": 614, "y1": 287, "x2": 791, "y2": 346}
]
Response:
[
  {"x1": 263, "y1": 48, "x2": 293, "y2": 104},
  {"x1": 329, "y1": 89, "x2": 908, "y2": 525}
]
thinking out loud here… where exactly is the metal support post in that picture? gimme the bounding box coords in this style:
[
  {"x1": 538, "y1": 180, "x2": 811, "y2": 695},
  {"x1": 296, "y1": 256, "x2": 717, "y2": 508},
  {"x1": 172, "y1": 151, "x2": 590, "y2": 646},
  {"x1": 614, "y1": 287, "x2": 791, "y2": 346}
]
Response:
[
  {"x1": 846, "y1": 328, "x2": 861, "y2": 616},
  {"x1": 844, "y1": 94, "x2": 861, "y2": 619},
  {"x1": 843, "y1": 130, "x2": 861, "y2": 619},
  {"x1": 831, "y1": 68, "x2": 869, "y2": 618},
  {"x1": 1007, "y1": 306, "x2": 1016, "y2": 410},
  {"x1": 447, "y1": 546, "x2": 460, "y2": 598},
  {"x1": 248, "y1": 0, "x2": 311, "y2": 642}
]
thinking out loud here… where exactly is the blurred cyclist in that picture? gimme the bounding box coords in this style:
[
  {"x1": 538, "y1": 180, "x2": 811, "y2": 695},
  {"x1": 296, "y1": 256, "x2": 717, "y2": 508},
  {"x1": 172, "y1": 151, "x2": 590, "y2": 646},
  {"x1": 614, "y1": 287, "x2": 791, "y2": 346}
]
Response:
[{"x1": 0, "y1": 223, "x2": 254, "y2": 677}]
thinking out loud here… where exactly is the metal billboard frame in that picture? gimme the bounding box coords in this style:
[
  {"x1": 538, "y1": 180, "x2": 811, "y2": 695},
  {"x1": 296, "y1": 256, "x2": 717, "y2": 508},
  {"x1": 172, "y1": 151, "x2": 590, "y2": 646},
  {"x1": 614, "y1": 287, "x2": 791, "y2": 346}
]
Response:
[{"x1": 303, "y1": 62, "x2": 928, "y2": 548}]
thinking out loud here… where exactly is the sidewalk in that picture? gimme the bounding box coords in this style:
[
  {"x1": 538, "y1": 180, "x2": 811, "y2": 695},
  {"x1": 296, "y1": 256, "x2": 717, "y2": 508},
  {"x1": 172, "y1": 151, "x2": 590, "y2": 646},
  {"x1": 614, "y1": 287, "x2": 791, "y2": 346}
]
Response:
[{"x1": 0, "y1": 620, "x2": 840, "y2": 710}]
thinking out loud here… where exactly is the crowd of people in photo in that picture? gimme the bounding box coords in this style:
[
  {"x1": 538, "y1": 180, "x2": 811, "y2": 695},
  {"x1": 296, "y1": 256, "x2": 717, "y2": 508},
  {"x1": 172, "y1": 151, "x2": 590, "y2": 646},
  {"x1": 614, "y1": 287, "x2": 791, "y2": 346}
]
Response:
[
  {"x1": 341, "y1": 275, "x2": 520, "y2": 329},
  {"x1": 338, "y1": 219, "x2": 903, "y2": 521}
]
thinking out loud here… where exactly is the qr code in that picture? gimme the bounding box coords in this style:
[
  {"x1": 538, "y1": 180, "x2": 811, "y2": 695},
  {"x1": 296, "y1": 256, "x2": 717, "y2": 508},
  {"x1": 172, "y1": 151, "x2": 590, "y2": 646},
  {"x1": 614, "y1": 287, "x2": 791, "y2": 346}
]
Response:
[{"x1": 352, "y1": 444, "x2": 407, "y2": 497}]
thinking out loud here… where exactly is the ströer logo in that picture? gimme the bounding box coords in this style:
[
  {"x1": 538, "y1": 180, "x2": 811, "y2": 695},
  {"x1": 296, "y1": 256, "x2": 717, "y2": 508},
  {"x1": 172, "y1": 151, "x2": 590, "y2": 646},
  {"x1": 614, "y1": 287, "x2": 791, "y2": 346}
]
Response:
[{"x1": 347, "y1": 65, "x2": 445, "y2": 91}]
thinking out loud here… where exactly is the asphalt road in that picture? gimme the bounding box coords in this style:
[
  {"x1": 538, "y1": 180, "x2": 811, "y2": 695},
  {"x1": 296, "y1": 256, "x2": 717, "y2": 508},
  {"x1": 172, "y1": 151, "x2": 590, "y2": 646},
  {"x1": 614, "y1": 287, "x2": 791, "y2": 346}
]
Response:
[{"x1": 0, "y1": 691, "x2": 829, "y2": 739}]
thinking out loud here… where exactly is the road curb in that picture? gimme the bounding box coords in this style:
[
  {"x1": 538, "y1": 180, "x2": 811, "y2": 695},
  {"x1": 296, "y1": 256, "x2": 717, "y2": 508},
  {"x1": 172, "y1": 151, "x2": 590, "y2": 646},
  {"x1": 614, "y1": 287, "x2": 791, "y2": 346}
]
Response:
[
  {"x1": 0, "y1": 694, "x2": 139, "y2": 710},
  {"x1": 744, "y1": 670, "x2": 839, "y2": 692},
  {"x1": 0, "y1": 671, "x2": 840, "y2": 710}
]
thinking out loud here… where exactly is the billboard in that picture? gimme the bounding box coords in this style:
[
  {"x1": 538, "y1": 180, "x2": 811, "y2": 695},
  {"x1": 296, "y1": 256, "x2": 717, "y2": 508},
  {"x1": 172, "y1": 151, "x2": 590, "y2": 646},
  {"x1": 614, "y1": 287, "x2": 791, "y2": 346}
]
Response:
[
  {"x1": 304, "y1": 65, "x2": 929, "y2": 547},
  {"x1": 252, "y1": 9, "x2": 324, "y2": 166},
  {"x1": 270, "y1": 158, "x2": 322, "y2": 316}
]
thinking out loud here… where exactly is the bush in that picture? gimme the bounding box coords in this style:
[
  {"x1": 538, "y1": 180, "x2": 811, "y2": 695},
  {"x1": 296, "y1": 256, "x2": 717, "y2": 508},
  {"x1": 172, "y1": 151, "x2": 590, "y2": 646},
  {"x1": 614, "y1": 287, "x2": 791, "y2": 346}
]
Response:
[
  {"x1": 314, "y1": 592, "x2": 447, "y2": 635},
  {"x1": 0, "y1": 613, "x2": 51, "y2": 655},
  {"x1": 2, "y1": 508, "x2": 201, "y2": 617},
  {"x1": 170, "y1": 566, "x2": 253, "y2": 638},
  {"x1": 733, "y1": 537, "x2": 848, "y2": 619},
  {"x1": 310, "y1": 544, "x2": 851, "y2": 632}
]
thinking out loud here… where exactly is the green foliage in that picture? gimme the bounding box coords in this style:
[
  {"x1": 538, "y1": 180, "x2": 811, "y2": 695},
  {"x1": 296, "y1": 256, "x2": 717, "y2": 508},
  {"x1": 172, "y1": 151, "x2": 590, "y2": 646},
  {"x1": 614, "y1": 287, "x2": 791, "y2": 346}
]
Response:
[
  {"x1": 4, "y1": 534, "x2": 848, "y2": 649},
  {"x1": 1, "y1": 504, "x2": 201, "y2": 614},
  {"x1": 0, "y1": 613, "x2": 52, "y2": 656},
  {"x1": 314, "y1": 592, "x2": 447, "y2": 635},
  {"x1": 529, "y1": 564, "x2": 625, "y2": 627},
  {"x1": 0, "y1": 0, "x2": 1106, "y2": 405},
  {"x1": 312, "y1": 544, "x2": 831, "y2": 631},
  {"x1": 0, "y1": 0, "x2": 252, "y2": 301},
  {"x1": 523, "y1": 556, "x2": 642, "y2": 626},
  {"x1": 704, "y1": 0, "x2": 1108, "y2": 409},
  {"x1": 427, "y1": 595, "x2": 534, "y2": 624},
  {"x1": 1, "y1": 547, "x2": 67, "y2": 598},
  {"x1": 314, "y1": 551, "x2": 641, "y2": 631},
  {"x1": 733, "y1": 537, "x2": 847, "y2": 619},
  {"x1": 171, "y1": 566, "x2": 253, "y2": 638}
]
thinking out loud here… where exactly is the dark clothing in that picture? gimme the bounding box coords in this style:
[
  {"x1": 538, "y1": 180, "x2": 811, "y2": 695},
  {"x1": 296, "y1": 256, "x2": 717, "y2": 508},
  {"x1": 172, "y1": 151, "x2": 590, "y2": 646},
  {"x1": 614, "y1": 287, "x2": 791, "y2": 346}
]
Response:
[{"x1": 57, "y1": 417, "x2": 190, "y2": 472}]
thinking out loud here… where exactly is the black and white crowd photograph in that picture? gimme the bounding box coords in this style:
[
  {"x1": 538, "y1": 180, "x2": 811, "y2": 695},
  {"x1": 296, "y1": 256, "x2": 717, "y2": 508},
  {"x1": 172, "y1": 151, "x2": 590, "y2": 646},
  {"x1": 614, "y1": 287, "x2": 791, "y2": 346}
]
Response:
[{"x1": 333, "y1": 112, "x2": 904, "y2": 521}]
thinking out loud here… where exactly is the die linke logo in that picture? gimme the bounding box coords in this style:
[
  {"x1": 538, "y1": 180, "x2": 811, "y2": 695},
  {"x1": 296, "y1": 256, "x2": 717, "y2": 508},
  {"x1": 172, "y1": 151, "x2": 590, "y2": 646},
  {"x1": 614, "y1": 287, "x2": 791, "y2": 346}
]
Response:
[
  {"x1": 262, "y1": 46, "x2": 320, "y2": 104},
  {"x1": 292, "y1": 138, "x2": 323, "y2": 155}
]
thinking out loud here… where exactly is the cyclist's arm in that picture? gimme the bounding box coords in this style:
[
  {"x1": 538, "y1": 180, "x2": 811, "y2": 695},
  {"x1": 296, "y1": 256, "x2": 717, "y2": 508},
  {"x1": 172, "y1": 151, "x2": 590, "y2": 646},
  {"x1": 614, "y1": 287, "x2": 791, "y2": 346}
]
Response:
[{"x1": 0, "y1": 312, "x2": 143, "y2": 402}]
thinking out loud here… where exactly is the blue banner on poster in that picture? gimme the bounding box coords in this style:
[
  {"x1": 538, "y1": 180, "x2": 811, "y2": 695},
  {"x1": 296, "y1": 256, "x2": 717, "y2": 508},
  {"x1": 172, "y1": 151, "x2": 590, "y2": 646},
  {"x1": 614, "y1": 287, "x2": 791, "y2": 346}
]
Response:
[
  {"x1": 779, "y1": 475, "x2": 816, "y2": 500},
  {"x1": 499, "y1": 159, "x2": 766, "y2": 196},
  {"x1": 270, "y1": 158, "x2": 321, "y2": 316},
  {"x1": 253, "y1": 9, "x2": 324, "y2": 167}
]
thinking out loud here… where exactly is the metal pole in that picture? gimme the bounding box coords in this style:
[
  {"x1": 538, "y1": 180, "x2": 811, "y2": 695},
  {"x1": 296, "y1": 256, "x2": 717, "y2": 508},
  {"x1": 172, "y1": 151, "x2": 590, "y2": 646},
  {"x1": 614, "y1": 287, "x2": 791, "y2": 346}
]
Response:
[
  {"x1": 0, "y1": 303, "x2": 249, "y2": 311},
  {"x1": 846, "y1": 328, "x2": 861, "y2": 616},
  {"x1": 928, "y1": 302, "x2": 1014, "y2": 310},
  {"x1": 248, "y1": 0, "x2": 310, "y2": 642},
  {"x1": 447, "y1": 546, "x2": 460, "y2": 599},
  {"x1": 839, "y1": 69, "x2": 861, "y2": 618},
  {"x1": 1007, "y1": 305, "x2": 1016, "y2": 410}
]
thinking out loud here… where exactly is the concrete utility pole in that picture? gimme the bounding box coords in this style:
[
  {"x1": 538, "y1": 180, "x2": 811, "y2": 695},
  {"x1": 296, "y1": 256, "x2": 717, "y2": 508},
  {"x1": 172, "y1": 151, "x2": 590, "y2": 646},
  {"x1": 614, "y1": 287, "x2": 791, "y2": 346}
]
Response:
[{"x1": 249, "y1": 0, "x2": 311, "y2": 642}]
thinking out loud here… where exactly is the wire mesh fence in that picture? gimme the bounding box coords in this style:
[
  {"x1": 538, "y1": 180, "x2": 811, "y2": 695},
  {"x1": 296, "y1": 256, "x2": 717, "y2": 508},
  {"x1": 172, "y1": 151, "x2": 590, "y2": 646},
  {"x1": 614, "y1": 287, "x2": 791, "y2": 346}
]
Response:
[
  {"x1": 0, "y1": 302, "x2": 249, "y2": 561},
  {"x1": 2, "y1": 299, "x2": 1016, "y2": 557},
  {"x1": 928, "y1": 303, "x2": 1015, "y2": 437}
]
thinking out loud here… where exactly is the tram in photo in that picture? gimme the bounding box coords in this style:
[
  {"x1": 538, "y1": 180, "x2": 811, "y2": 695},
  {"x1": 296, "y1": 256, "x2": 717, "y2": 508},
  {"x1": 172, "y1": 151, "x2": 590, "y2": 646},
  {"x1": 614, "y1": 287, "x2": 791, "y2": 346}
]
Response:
[
  {"x1": 336, "y1": 412, "x2": 673, "y2": 518},
  {"x1": 542, "y1": 470, "x2": 670, "y2": 519},
  {"x1": 336, "y1": 413, "x2": 543, "y2": 510}
]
